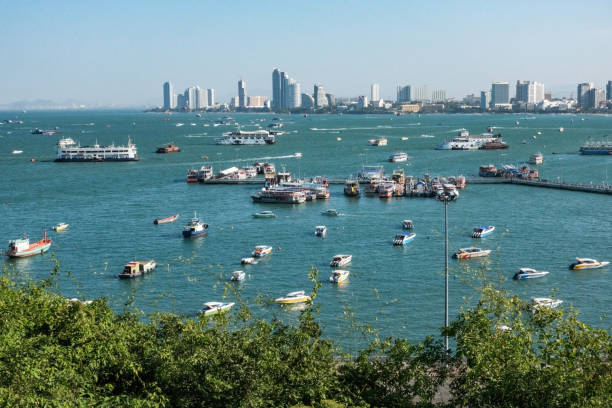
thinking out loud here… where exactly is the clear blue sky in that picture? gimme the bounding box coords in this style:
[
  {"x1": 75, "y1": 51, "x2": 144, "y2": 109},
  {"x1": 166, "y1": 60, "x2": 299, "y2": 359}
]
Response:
[{"x1": 2, "y1": 0, "x2": 611, "y2": 106}]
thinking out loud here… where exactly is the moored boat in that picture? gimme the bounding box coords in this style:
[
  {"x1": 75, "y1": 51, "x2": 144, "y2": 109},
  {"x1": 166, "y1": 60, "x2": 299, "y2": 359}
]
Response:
[
  {"x1": 472, "y1": 225, "x2": 495, "y2": 238},
  {"x1": 200, "y1": 301, "x2": 235, "y2": 315},
  {"x1": 253, "y1": 211, "x2": 277, "y2": 218},
  {"x1": 155, "y1": 143, "x2": 180, "y2": 153},
  {"x1": 368, "y1": 137, "x2": 387, "y2": 146},
  {"x1": 315, "y1": 225, "x2": 327, "y2": 237},
  {"x1": 357, "y1": 165, "x2": 384, "y2": 182},
  {"x1": 479, "y1": 164, "x2": 498, "y2": 177},
  {"x1": 275, "y1": 291, "x2": 311, "y2": 304},
  {"x1": 241, "y1": 257, "x2": 257, "y2": 265},
  {"x1": 453, "y1": 247, "x2": 491, "y2": 259},
  {"x1": 186, "y1": 169, "x2": 198, "y2": 183},
  {"x1": 344, "y1": 178, "x2": 360, "y2": 197},
  {"x1": 513, "y1": 268, "x2": 550, "y2": 280},
  {"x1": 182, "y1": 213, "x2": 208, "y2": 238},
  {"x1": 393, "y1": 233, "x2": 416, "y2": 246},
  {"x1": 118, "y1": 260, "x2": 156, "y2": 279},
  {"x1": 330, "y1": 254, "x2": 352, "y2": 267},
  {"x1": 388, "y1": 152, "x2": 409, "y2": 162},
  {"x1": 529, "y1": 153, "x2": 543, "y2": 165},
  {"x1": 252, "y1": 245, "x2": 272, "y2": 258},
  {"x1": 52, "y1": 222, "x2": 69, "y2": 231},
  {"x1": 569, "y1": 258, "x2": 610, "y2": 270},
  {"x1": 321, "y1": 209, "x2": 339, "y2": 216},
  {"x1": 230, "y1": 270, "x2": 246, "y2": 281},
  {"x1": 329, "y1": 269, "x2": 349, "y2": 284},
  {"x1": 6, "y1": 230, "x2": 52, "y2": 258},
  {"x1": 154, "y1": 214, "x2": 179, "y2": 225},
  {"x1": 402, "y1": 220, "x2": 414, "y2": 229},
  {"x1": 531, "y1": 297, "x2": 563, "y2": 309}
]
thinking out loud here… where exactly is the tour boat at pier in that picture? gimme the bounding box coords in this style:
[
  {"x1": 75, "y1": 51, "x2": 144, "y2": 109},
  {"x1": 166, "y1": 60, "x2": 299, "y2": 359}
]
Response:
[
  {"x1": 230, "y1": 270, "x2": 246, "y2": 282},
  {"x1": 378, "y1": 183, "x2": 395, "y2": 198},
  {"x1": 186, "y1": 169, "x2": 198, "y2": 183},
  {"x1": 344, "y1": 178, "x2": 360, "y2": 197},
  {"x1": 472, "y1": 225, "x2": 495, "y2": 238},
  {"x1": 55, "y1": 137, "x2": 139, "y2": 162},
  {"x1": 53, "y1": 222, "x2": 69, "y2": 231},
  {"x1": 155, "y1": 143, "x2": 180, "y2": 153},
  {"x1": 330, "y1": 254, "x2": 352, "y2": 267},
  {"x1": 252, "y1": 245, "x2": 272, "y2": 258},
  {"x1": 253, "y1": 210, "x2": 277, "y2": 218},
  {"x1": 182, "y1": 213, "x2": 208, "y2": 238},
  {"x1": 531, "y1": 297, "x2": 563, "y2": 309},
  {"x1": 388, "y1": 152, "x2": 409, "y2": 162},
  {"x1": 200, "y1": 301, "x2": 235, "y2": 315},
  {"x1": 529, "y1": 153, "x2": 543, "y2": 165},
  {"x1": 569, "y1": 258, "x2": 609, "y2": 270},
  {"x1": 275, "y1": 291, "x2": 311, "y2": 304},
  {"x1": 402, "y1": 220, "x2": 414, "y2": 229},
  {"x1": 513, "y1": 268, "x2": 550, "y2": 280},
  {"x1": 329, "y1": 269, "x2": 350, "y2": 284},
  {"x1": 393, "y1": 233, "x2": 416, "y2": 246},
  {"x1": 251, "y1": 187, "x2": 306, "y2": 204},
  {"x1": 215, "y1": 130, "x2": 275, "y2": 145},
  {"x1": 154, "y1": 214, "x2": 179, "y2": 225},
  {"x1": 6, "y1": 230, "x2": 52, "y2": 258},
  {"x1": 118, "y1": 260, "x2": 156, "y2": 279},
  {"x1": 315, "y1": 226, "x2": 327, "y2": 237},
  {"x1": 453, "y1": 247, "x2": 491, "y2": 259},
  {"x1": 357, "y1": 165, "x2": 384, "y2": 182}
]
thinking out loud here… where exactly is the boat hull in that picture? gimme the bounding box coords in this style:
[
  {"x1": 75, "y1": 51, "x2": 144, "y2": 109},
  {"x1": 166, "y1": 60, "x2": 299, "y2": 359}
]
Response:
[
  {"x1": 154, "y1": 214, "x2": 179, "y2": 224},
  {"x1": 570, "y1": 262, "x2": 609, "y2": 270},
  {"x1": 513, "y1": 272, "x2": 549, "y2": 280},
  {"x1": 183, "y1": 230, "x2": 208, "y2": 238},
  {"x1": 6, "y1": 241, "x2": 52, "y2": 258},
  {"x1": 55, "y1": 157, "x2": 139, "y2": 162}
]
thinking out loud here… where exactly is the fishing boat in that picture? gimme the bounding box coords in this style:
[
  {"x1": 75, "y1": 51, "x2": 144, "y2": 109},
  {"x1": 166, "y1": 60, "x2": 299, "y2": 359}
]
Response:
[
  {"x1": 253, "y1": 211, "x2": 277, "y2": 218},
  {"x1": 330, "y1": 254, "x2": 352, "y2": 267},
  {"x1": 241, "y1": 257, "x2": 257, "y2": 265},
  {"x1": 252, "y1": 245, "x2": 272, "y2": 258},
  {"x1": 329, "y1": 269, "x2": 349, "y2": 284},
  {"x1": 531, "y1": 297, "x2": 563, "y2": 309},
  {"x1": 230, "y1": 270, "x2": 246, "y2": 281},
  {"x1": 154, "y1": 214, "x2": 179, "y2": 225},
  {"x1": 52, "y1": 222, "x2": 69, "y2": 231},
  {"x1": 118, "y1": 260, "x2": 156, "y2": 279},
  {"x1": 388, "y1": 152, "x2": 409, "y2": 162},
  {"x1": 529, "y1": 153, "x2": 543, "y2": 165},
  {"x1": 182, "y1": 213, "x2": 208, "y2": 238},
  {"x1": 344, "y1": 178, "x2": 360, "y2": 197},
  {"x1": 402, "y1": 220, "x2": 414, "y2": 229},
  {"x1": 472, "y1": 225, "x2": 495, "y2": 238},
  {"x1": 321, "y1": 209, "x2": 339, "y2": 216},
  {"x1": 155, "y1": 143, "x2": 180, "y2": 153},
  {"x1": 513, "y1": 268, "x2": 550, "y2": 280},
  {"x1": 453, "y1": 247, "x2": 491, "y2": 259},
  {"x1": 315, "y1": 226, "x2": 327, "y2": 237},
  {"x1": 393, "y1": 233, "x2": 416, "y2": 246},
  {"x1": 275, "y1": 291, "x2": 311, "y2": 304},
  {"x1": 6, "y1": 231, "x2": 52, "y2": 258},
  {"x1": 569, "y1": 258, "x2": 610, "y2": 270},
  {"x1": 200, "y1": 301, "x2": 235, "y2": 315}
]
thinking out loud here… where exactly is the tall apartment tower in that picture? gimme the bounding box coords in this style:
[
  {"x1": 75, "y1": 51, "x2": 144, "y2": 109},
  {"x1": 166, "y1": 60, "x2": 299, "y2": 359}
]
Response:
[
  {"x1": 577, "y1": 82, "x2": 594, "y2": 108},
  {"x1": 371, "y1": 83, "x2": 380, "y2": 101},
  {"x1": 314, "y1": 84, "x2": 327, "y2": 108},
  {"x1": 606, "y1": 81, "x2": 612, "y2": 101},
  {"x1": 272, "y1": 68, "x2": 282, "y2": 110},
  {"x1": 195, "y1": 86, "x2": 207, "y2": 109},
  {"x1": 491, "y1": 82, "x2": 510, "y2": 106},
  {"x1": 238, "y1": 80, "x2": 247, "y2": 109},
  {"x1": 396, "y1": 85, "x2": 411, "y2": 102},
  {"x1": 184, "y1": 87, "x2": 196, "y2": 110},
  {"x1": 207, "y1": 89, "x2": 215, "y2": 106},
  {"x1": 480, "y1": 91, "x2": 491, "y2": 110},
  {"x1": 163, "y1": 82, "x2": 175, "y2": 109}
]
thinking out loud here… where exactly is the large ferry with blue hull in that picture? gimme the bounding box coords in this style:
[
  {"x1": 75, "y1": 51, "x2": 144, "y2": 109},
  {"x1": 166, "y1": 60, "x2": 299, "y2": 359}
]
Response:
[
  {"x1": 55, "y1": 137, "x2": 139, "y2": 162},
  {"x1": 579, "y1": 140, "x2": 612, "y2": 155}
]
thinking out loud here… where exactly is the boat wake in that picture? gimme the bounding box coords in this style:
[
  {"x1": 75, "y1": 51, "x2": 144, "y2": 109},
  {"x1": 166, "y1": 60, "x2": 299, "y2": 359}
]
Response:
[
  {"x1": 184, "y1": 134, "x2": 210, "y2": 138},
  {"x1": 310, "y1": 125, "x2": 419, "y2": 131},
  {"x1": 204, "y1": 153, "x2": 302, "y2": 164},
  {"x1": 420, "y1": 134, "x2": 435, "y2": 138}
]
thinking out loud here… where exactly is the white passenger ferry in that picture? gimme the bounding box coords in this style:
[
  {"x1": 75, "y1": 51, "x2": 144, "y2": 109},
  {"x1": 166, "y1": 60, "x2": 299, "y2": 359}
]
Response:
[
  {"x1": 215, "y1": 130, "x2": 276, "y2": 145},
  {"x1": 436, "y1": 130, "x2": 499, "y2": 150},
  {"x1": 55, "y1": 137, "x2": 138, "y2": 162}
]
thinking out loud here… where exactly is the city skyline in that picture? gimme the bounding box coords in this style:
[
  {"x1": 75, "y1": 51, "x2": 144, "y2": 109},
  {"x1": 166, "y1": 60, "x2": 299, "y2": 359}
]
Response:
[{"x1": 2, "y1": 1, "x2": 612, "y2": 107}]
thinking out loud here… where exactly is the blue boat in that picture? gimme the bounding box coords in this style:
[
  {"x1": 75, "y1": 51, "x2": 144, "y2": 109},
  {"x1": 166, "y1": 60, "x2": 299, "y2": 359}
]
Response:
[
  {"x1": 182, "y1": 213, "x2": 208, "y2": 238},
  {"x1": 472, "y1": 225, "x2": 495, "y2": 238},
  {"x1": 393, "y1": 233, "x2": 416, "y2": 246}
]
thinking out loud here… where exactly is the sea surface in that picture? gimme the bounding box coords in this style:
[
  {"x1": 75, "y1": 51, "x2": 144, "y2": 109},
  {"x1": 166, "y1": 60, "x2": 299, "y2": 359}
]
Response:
[{"x1": 1, "y1": 111, "x2": 610, "y2": 350}]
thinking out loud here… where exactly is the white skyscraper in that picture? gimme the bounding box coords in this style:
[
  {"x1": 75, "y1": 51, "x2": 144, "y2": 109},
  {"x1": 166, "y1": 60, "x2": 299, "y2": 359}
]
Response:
[
  {"x1": 314, "y1": 84, "x2": 327, "y2": 108},
  {"x1": 431, "y1": 89, "x2": 446, "y2": 102},
  {"x1": 184, "y1": 87, "x2": 197, "y2": 110},
  {"x1": 207, "y1": 89, "x2": 215, "y2": 106},
  {"x1": 195, "y1": 86, "x2": 207, "y2": 109},
  {"x1": 358, "y1": 95, "x2": 369, "y2": 109},
  {"x1": 413, "y1": 85, "x2": 429, "y2": 102},
  {"x1": 371, "y1": 83, "x2": 380, "y2": 102}
]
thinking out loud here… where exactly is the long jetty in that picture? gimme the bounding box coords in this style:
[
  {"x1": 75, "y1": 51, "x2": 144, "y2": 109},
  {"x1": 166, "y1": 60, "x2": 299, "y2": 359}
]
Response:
[{"x1": 197, "y1": 177, "x2": 611, "y2": 195}]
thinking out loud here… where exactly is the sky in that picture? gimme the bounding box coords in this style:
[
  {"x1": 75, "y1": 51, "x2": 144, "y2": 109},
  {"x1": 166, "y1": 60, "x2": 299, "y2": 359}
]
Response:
[{"x1": 2, "y1": 0, "x2": 612, "y2": 107}]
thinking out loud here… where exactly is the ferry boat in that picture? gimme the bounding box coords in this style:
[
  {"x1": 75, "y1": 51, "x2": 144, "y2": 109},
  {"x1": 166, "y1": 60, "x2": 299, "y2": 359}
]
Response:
[
  {"x1": 154, "y1": 214, "x2": 179, "y2": 225},
  {"x1": 357, "y1": 165, "x2": 384, "y2": 182},
  {"x1": 329, "y1": 269, "x2": 349, "y2": 284},
  {"x1": 344, "y1": 178, "x2": 360, "y2": 197},
  {"x1": 472, "y1": 225, "x2": 495, "y2": 238},
  {"x1": 155, "y1": 143, "x2": 180, "y2": 153},
  {"x1": 378, "y1": 183, "x2": 395, "y2": 198},
  {"x1": 182, "y1": 213, "x2": 208, "y2": 238},
  {"x1": 388, "y1": 152, "x2": 409, "y2": 162},
  {"x1": 55, "y1": 137, "x2": 139, "y2": 162},
  {"x1": 252, "y1": 245, "x2": 272, "y2": 258},
  {"x1": 364, "y1": 179, "x2": 380, "y2": 195},
  {"x1": 275, "y1": 291, "x2": 311, "y2": 304},
  {"x1": 436, "y1": 130, "x2": 500, "y2": 150},
  {"x1": 315, "y1": 225, "x2": 327, "y2": 237},
  {"x1": 253, "y1": 211, "x2": 277, "y2": 218},
  {"x1": 200, "y1": 301, "x2": 235, "y2": 315},
  {"x1": 393, "y1": 233, "x2": 416, "y2": 246},
  {"x1": 251, "y1": 188, "x2": 306, "y2": 204},
  {"x1": 579, "y1": 140, "x2": 612, "y2": 155},
  {"x1": 531, "y1": 297, "x2": 563, "y2": 310},
  {"x1": 6, "y1": 230, "x2": 52, "y2": 258},
  {"x1": 330, "y1": 254, "x2": 352, "y2": 267},
  {"x1": 215, "y1": 130, "x2": 275, "y2": 145},
  {"x1": 479, "y1": 138, "x2": 509, "y2": 150},
  {"x1": 197, "y1": 165, "x2": 214, "y2": 181},
  {"x1": 529, "y1": 153, "x2": 543, "y2": 165},
  {"x1": 368, "y1": 138, "x2": 387, "y2": 146},
  {"x1": 569, "y1": 258, "x2": 610, "y2": 270},
  {"x1": 118, "y1": 260, "x2": 156, "y2": 279},
  {"x1": 230, "y1": 270, "x2": 246, "y2": 282},
  {"x1": 52, "y1": 222, "x2": 69, "y2": 232},
  {"x1": 513, "y1": 268, "x2": 549, "y2": 280},
  {"x1": 402, "y1": 220, "x2": 414, "y2": 229},
  {"x1": 453, "y1": 247, "x2": 491, "y2": 259}
]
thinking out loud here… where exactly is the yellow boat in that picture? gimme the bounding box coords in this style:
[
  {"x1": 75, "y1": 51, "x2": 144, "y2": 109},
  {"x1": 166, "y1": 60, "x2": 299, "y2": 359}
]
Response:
[
  {"x1": 275, "y1": 290, "x2": 311, "y2": 304},
  {"x1": 569, "y1": 258, "x2": 610, "y2": 270},
  {"x1": 329, "y1": 269, "x2": 349, "y2": 284},
  {"x1": 53, "y1": 222, "x2": 69, "y2": 232}
]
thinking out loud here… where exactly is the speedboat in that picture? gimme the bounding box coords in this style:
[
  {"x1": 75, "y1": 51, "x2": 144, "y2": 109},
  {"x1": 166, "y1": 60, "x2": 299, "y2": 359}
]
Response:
[
  {"x1": 330, "y1": 254, "x2": 352, "y2": 267},
  {"x1": 154, "y1": 214, "x2": 179, "y2": 225},
  {"x1": 200, "y1": 301, "x2": 235, "y2": 315},
  {"x1": 52, "y1": 222, "x2": 69, "y2": 232},
  {"x1": 12, "y1": 150, "x2": 23, "y2": 154},
  {"x1": 321, "y1": 209, "x2": 339, "y2": 216},
  {"x1": 118, "y1": 260, "x2": 156, "y2": 279},
  {"x1": 275, "y1": 291, "x2": 311, "y2": 304},
  {"x1": 388, "y1": 152, "x2": 409, "y2": 162},
  {"x1": 315, "y1": 225, "x2": 327, "y2": 237},
  {"x1": 472, "y1": 225, "x2": 495, "y2": 238},
  {"x1": 393, "y1": 233, "x2": 416, "y2": 246},
  {"x1": 329, "y1": 269, "x2": 349, "y2": 284},
  {"x1": 253, "y1": 211, "x2": 277, "y2": 218},
  {"x1": 230, "y1": 270, "x2": 246, "y2": 281},
  {"x1": 569, "y1": 258, "x2": 610, "y2": 270},
  {"x1": 252, "y1": 245, "x2": 272, "y2": 258},
  {"x1": 513, "y1": 268, "x2": 549, "y2": 280},
  {"x1": 531, "y1": 297, "x2": 563, "y2": 310},
  {"x1": 368, "y1": 138, "x2": 387, "y2": 146},
  {"x1": 402, "y1": 219, "x2": 414, "y2": 229},
  {"x1": 453, "y1": 247, "x2": 491, "y2": 259},
  {"x1": 182, "y1": 213, "x2": 208, "y2": 238},
  {"x1": 241, "y1": 257, "x2": 257, "y2": 265}
]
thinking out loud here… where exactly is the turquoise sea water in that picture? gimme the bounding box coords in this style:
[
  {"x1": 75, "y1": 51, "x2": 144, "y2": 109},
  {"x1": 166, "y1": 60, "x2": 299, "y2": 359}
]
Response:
[{"x1": 1, "y1": 111, "x2": 610, "y2": 350}]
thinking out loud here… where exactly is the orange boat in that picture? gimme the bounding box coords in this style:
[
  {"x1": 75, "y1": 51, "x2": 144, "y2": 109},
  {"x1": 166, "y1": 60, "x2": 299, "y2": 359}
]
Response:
[
  {"x1": 154, "y1": 214, "x2": 180, "y2": 225},
  {"x1": 156, "y1": 143, "x2": 180, "y2": 153},
  {"x1": 6, "y1": 230, "x2": 52, "y2": 258}
]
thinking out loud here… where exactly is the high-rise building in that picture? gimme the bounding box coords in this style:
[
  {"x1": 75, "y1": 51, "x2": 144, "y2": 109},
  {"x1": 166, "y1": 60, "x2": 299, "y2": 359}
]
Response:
[
  {"x1": 314, "y1": 84, "x2": 327, "y2": 108},
  {"x1": 163, "y1": 82, "x2": 175, "y2": 109},
  {"x1": 195, "y1": 86, "x2": 207, "y2": 109},
  {"x1": 491, "y1": 82, "x2": 510, "y2": 106},
  {"x1": 577, "y1": 82, "x2": 594, "y2": 107},
  {"x1": 301, "y1": 93, "x2": 314, "y2": 109},
  {"x1": 280, "y1": 72, "x2": 289, "y2": 109},
  {"x1": 480, "y1": 91, "x2": 491, "y2": 110},
  {"x1": 516, "y1": 80, "x2": 545, "y2": 104},
  {"x1": 247, "y1": 96, "x2": 267, "y2": 108},
  {"x1": 606, "y1": 81, "x2": 612, "y2": 101},
  {"x1": 371, "y1": 83, "x2": 380, "y2": 102},
  {"x1": 177, "y1": 94, "x2": 186, "y2": 110},
  {"x1": 431, "y1": 89, "x2": 446, "y2": 102},
  {"x1": 272, "y1": 68, "x2": 281, "y2": 110},
  {"x1": 396, "y1": 85, "x2": 411, "y2": 103},
  {"x1": 412, "y1": 85, "x2": 429, "y2": 102},
  {"x1": 533, "y1": 82, "x2": 545, "y2": 103},
  {"x1": 230, "y1": 96, "x2": 239, "y2": 108},
  {"x1": 515, "y1": 80, "x2": 530, "y2": 103},
  {"x1": 184, "y1": 87, "x2": 196, "y2": 110},
  {"x1": 278, "y1": 71, "x2": 301, "y2": 109},
  {"x1": 207, "y1": 89, "x2": 215, "y2": 106},
  {"x1": 238, "y1": 80, "x2": 247, "y2": 109},
  {"x1": 585, "y1": 88, "x2": 605, "y2": 109},
  {"x1": 325, "y1": 93, "x2": 335, "y2": 107},
  {"x1": 357, "y1": 95, "x2": 368, "y2": 109}
]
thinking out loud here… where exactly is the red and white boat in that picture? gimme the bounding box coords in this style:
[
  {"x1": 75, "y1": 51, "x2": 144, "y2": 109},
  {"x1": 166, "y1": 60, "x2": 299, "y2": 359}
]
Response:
[
  {"x1": 153, "y1": 214, "x2": 180, "y2": 225},
  {"x1": 6, "y1": 230, "x2": 52, "y2": 258}
]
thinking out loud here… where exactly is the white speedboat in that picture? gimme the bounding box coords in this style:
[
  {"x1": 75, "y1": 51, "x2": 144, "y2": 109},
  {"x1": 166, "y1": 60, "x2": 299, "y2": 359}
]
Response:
[
  {"x1": 200, "y1": 301, "x2": 235, "y2": 315},
  {"x1": 569, "y1": 258, "x2": 609, "y2": 270},
  {"x1": 230, "y1": 270, "x2": 245, "y2": 281},
  {"x1": 241, "y1": 257, "x2": 257, "y2": 265},
  {"x1": 315, "y1": 225, "x2": 327, "y2": 237},
  {"x1": 275, "y1": 290, "x2": 311, "y2": 304},
  {"x1": 253, "y1": 211, "x2": 277, "y2": 218},
  {"x1": 388, "y1": 152, "x2": 408, "y2": 162},
  {"x1": 531, "y1": 297, "x2": 563, "y2": 309},
  {"x1": 12, "y1": 150, "x2": 23, "y2": 154},
  {"x1": 513, "y1": 268, "x2": 549, "y2": 280},
  {"x1": 393, "y1": 233, "x2": 416, "y2": 246},
  {"x1": 52, "y1": 222, "x2": 69, "y2": 232},
  {"x1": 402, "y1": 220, "x2": 414, "y2": 229},
  {"x1": 321, "y1": 209, "x2": 339, "y2": 216},
  {"x1": 252, "y1": 245, "x2": 272, "y2": 258},
  {"x1": 329, "y1": 269, "x2": 349, "y2": 284},
  {"x1": 330, "y1": 254, "x2": 352, "y2": 267},
  {"x1": 453, "y1": 247, "x2": 491, "y2": 259},
  {"x1": 472, "y1": 225, "x2": 495, "y2": 238}
]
